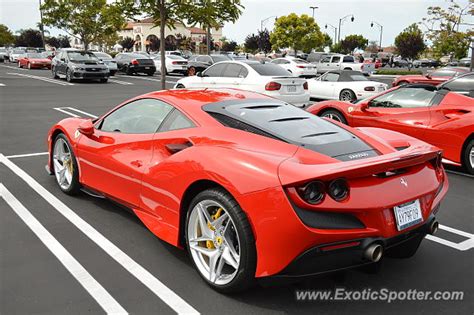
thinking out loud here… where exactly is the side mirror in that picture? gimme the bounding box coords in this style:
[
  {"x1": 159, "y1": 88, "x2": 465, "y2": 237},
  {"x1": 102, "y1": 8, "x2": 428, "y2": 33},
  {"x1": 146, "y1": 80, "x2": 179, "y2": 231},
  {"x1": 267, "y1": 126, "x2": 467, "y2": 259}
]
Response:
[
  {"x1": 360, "y1": 102, "x2": 369, "y2": 111},
  {"x1": 78, "y1": 119, "x2": 94, "y2": 136},
  {"x1": 196, "y1": 71, "x2": 203, "y2": 77}
]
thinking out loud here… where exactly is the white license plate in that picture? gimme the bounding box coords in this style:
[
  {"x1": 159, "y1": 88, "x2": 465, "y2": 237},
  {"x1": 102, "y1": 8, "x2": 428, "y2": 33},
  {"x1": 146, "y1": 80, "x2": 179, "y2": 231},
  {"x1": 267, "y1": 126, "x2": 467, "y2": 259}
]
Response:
[
  {"x1": 393, "y1": 199, "x2": 423, "y2": 231},
  {"x1": 145, "y1": 67, "x2": 150, "y2": 69},
  {"x1": 287, "y1": 85, "x2": 297, "y2": 92}
]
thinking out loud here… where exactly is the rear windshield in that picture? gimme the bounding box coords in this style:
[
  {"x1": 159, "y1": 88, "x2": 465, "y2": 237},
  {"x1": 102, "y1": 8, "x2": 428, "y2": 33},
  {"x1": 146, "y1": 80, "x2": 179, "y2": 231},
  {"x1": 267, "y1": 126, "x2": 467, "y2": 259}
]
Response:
[
  {"x1": 27, "y1": 53, "x2": 43, "y2": 58},
  {"x1": 204, "y1": 101, "x2": 354, "y2": 146},
  {"x1": 249, "y1": 63, "x2": 291, "y2": 76},
  {"x1": 167, "y1": 55, "x2": 185, "y2": 60},
  {"x1": 349, "y1": 74, "x2": 368, "y2": 81},
  {"x1": 294, "y1": 59, "x2": 309, "y2": 64},
  {"x1": 94, "y1": 52, "x2": 112, "y2": 59},
  {"x1": 211, "y1": 55, "x2": 231, "y2": 62}
]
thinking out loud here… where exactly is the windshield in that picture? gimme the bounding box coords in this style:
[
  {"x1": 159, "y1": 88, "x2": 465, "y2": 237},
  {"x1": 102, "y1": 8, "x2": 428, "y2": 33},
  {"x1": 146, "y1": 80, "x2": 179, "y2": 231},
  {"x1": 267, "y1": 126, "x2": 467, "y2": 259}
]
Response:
[
  {"x1": 13, "y1": 50, "x2": 25, "y2": 54},
  {"x1": 94, "y1": 52, "x2": 112, "y2": 59},
  {"x1": 211, "y1": 55, "x2": 231, "y2": 62},
  {"x1": 249, "y1": 63, "x2": 292, "y2": 76},
  {"x1": 370, "y1": 88, "x2": 436, "y2": 108},
  {"x1": 27, "y1": 53, "x2": 43, "y2": 58},
  {"x1": 167, "y1": 55, "x2": 185, "y2": 60},
  {"x1": 67, "y1": 51, "x2": 99, "y2": 62},
  {"x1": 294, "y1": 59, "x2": 309, "y2": 64}
]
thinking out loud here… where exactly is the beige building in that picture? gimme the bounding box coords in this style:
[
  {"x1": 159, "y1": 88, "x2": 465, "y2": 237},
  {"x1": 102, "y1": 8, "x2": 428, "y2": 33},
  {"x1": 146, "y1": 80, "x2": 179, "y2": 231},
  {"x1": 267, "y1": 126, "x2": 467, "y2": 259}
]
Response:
[{"x1": 118, "y1": 18, "x2": 223, "y2": 52}]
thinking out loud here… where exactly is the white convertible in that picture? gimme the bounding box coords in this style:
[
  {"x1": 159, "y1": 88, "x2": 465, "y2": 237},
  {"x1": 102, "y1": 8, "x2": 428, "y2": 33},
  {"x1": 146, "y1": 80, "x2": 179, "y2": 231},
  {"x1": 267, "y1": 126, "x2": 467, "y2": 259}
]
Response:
[
  {"x1": 175, "y1": 60, "x2": 311, "y2": 107},
  {"x1": 307, "y1": 70, "x2": 388, "y2": 102}
]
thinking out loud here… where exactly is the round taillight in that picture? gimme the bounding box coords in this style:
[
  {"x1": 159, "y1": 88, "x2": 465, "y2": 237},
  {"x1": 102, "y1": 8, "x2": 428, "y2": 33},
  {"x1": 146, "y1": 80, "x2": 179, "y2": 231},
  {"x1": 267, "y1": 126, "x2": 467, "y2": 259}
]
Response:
[
  {"x1": 328, "y1": 178, "x2": 349, "y2": 201},
  {"x1": 298, "y1": 181, "x2": 325, "y2": 204}
]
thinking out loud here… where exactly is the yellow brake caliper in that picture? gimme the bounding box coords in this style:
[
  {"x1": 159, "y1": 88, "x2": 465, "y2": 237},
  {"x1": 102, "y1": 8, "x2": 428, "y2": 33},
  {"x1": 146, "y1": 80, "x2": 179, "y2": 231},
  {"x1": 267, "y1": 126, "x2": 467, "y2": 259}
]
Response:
[{"x1": 206, "y1": 208, "x2": 223, "y2": 249}]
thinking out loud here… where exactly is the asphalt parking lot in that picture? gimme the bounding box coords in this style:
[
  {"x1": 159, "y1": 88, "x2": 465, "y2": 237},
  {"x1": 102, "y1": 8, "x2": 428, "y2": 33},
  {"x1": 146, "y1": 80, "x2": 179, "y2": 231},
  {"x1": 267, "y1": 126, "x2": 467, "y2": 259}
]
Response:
[{"x1": 0, "y1": 64, "x2": 473, "y2": 315}]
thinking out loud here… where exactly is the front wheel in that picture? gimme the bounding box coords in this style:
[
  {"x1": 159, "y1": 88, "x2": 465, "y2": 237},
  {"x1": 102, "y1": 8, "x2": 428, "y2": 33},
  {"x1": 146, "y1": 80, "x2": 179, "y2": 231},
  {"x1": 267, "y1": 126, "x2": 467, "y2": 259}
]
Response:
[
  {"x1": 320, "y1": 109, "x2": 348, "y2": 124},
  {"x1": 185, "y1": 188, "x2": 256, "y2": 293},
  {"x1": 100, "y1": 78, "x2": 108, "y2": 83},
  {"x1": 175, "y1": 83, "x2": 185, "y2": 89},
  {"x1": 339, "y1": 89, "x2": 356, "y2": 102},
  {"x1": 462, "y1": 140, "x2": 474, "y2": 175},
  {"x1": 66, "y1": 68, "x2": 74, "y2": 82},
  {"x1": 52, "y1": 134, "x2": 81, "y2": 195},
  {"x1": 52, "y1": 67, "x2": 59, "y2": 79}
]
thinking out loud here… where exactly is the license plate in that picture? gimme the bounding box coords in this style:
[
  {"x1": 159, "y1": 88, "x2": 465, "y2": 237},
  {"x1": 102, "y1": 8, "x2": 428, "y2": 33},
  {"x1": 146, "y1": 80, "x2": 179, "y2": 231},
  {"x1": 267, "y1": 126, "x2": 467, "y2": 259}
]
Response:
[
  {"x1": 287, "y1": 85, "x2": 297, "y2": 92},
  {"x1": 393, "y1": 199, "x2": 423, "y2": 231},
  {"x1": 145, "y1": 67, "x2": 150, "y2": 69}
]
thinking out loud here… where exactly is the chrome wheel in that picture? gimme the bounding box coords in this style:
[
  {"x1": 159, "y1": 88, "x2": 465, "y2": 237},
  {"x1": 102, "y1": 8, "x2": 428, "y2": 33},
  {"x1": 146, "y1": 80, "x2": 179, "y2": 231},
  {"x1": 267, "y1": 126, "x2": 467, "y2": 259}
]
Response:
[
  {"x1": 187, "y1": 200, "x2": 240, "y2": 285},
  {"x1": 53, "y1": 138, "x2": 74, "y2": 190},
  {"x1": 470, "y1": 147, "x2": 474, "y2": 169},
  {"x1": 322, "y1": 112, "x2": 343, "y2": 122},
  {"x1": 340, "y1": 90, "x2": 354, "y2": 102}
]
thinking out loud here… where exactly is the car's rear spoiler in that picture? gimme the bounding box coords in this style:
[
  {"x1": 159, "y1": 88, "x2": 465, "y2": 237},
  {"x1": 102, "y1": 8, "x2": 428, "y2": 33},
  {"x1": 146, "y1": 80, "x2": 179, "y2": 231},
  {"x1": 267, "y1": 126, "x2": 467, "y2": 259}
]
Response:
[{"x1": 278, "y1": 144, "x2": 441, "y2": 186}]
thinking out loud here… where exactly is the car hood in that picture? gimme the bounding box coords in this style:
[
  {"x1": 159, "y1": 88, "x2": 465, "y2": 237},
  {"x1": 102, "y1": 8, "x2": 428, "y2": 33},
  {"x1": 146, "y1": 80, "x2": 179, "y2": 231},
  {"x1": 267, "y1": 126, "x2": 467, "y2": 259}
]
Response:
[{"x1": 30, "y1": 58, "x2": 51, "y2": 63}]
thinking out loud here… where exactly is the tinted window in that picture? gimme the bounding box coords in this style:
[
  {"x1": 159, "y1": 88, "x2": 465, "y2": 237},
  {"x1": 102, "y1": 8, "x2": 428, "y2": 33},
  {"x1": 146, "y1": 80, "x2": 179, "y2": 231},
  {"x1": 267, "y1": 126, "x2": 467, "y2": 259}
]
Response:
[
  {"x1": 223, "y1": 64, "x2": 248, "y2": 78},
  {"x1": 27, "y1": 53, "x2": 42, "y2": 58},
  {"x1": 100, "y1": 99, "x2": 173, "y2": 134},
  {"x1": 197, "y1": 56, "x2": 211, "y2": 63},
  {"x1": 94, "y1": 52, "x2": 112, "y2": 59},
  {"x1": 331, "y1": 56, "x2": 341, "y2": 63},
  {"x1": 370, "y1": 88, "x2": 436, "y2": 108},
  {"x1": 203, "y1": 63, "x2": 227, "y2": 77},
  {"x1": 442, "y1": 74, "x2": 474, "y2": 91},
  {"x1": 323, "y1": 73, "x2": 340, "y2": 82},
  {"x1": 67, "y1": 51, "x2": 98, "y2": 62},
  {"x1": 431, "y1": 70, "x2": 456, "y2": 77},
  {"x1": 348, "y1": 74, "x2": 368, "y2": 81},
  {"x1": 160, "y1": 110, "x2": 195, "y2": 131},
  {"x1": 249, "y1": 63, "x2": 292, "y2": 76},
  {"x1": 211, "y1": 55, "x2": 231, "y2": 62},
  {"x1": 320, "y1": 56, "x2": 331, "y2": 63},
  {"x1": 294, "y1": 59, "x2": 309, "y2": 64},
  {"x1": 343, "y1": 56, "x2": 355, "y2": 63}
]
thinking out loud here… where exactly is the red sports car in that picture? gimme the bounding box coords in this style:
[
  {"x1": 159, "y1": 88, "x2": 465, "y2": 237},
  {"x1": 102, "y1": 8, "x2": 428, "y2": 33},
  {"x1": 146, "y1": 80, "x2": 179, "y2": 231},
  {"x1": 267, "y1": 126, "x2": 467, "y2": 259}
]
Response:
[
  {"x1": 47, "y1": 89, "x2": 447, "y2": 292},
  {"x1": 307, "y1": 85, "x2": 474, "y2": 174},
  {"x1": 392, "y1": 67, "x2": 469, "y2": 87},
  {"x1": 18, "y1": 52, "x2": 52, "y2": 69}
]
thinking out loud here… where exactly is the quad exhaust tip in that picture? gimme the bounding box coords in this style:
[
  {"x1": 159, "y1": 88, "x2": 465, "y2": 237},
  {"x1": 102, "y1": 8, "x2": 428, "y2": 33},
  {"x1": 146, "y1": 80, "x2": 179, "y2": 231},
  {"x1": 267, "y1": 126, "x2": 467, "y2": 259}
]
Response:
[
  {"x1": 364, "y1": 244, "x2": 383, "y2": 262},
  {"x1": 429, "y1": 220, "x2": 439, "y2": 235}
]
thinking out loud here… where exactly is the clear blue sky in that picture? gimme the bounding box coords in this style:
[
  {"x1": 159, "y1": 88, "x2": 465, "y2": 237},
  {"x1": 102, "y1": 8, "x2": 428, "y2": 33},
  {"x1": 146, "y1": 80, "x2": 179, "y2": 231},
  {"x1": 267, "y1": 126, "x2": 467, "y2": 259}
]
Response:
[{"x1": 1, "y1": 0, "x2": 472, "y2": 46}]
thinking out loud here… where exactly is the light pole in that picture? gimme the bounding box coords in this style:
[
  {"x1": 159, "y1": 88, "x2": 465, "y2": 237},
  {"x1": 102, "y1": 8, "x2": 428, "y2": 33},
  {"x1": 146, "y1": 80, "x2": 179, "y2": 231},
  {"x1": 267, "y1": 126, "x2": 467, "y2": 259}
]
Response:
[
  {"x1": 39, "y1": 0, "x2": 45, "y2": 49},
  {"x1": 370, "y1": 21, "x2": 383, "y2": 51},
  {"x1": 260, "y1": 15, "x2": 277, "y2": 32},
  {"x1": 325, "y1": 24, "x2": 337, "y2": 47},
  {"x1": 338, "y1": 14, "x2": 354, "y2": 43},
  {"x1": 310, "y1": 6, "x2": 319, "y2": 19}
]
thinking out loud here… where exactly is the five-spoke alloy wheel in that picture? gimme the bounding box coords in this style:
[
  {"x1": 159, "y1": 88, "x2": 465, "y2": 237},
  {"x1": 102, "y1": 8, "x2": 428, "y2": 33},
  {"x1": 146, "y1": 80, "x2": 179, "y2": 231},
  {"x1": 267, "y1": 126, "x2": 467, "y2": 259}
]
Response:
[{"x1": 53, "y1": 134, "x2": 80, "y2": 194}]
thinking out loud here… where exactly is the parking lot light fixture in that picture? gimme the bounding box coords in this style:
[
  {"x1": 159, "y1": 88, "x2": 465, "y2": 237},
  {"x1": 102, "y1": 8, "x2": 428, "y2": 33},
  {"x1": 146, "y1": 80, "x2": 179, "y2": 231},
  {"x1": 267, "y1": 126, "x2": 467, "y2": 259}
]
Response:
[
  {"x1": 261, "y1": 15, "x2": 278, "y2": 31},
  {"x1": 325, "y1": 24, "x2": 337, "y2": 47},
  {"x1": 310, "y1": 6, "x2": 319, "y2": 19},
  {"x1": 338, "y1": 14, "x2": 354, "y2": 43},
  {"x1": 371, "y1": 21, "x2": 384, "y2": 51}
]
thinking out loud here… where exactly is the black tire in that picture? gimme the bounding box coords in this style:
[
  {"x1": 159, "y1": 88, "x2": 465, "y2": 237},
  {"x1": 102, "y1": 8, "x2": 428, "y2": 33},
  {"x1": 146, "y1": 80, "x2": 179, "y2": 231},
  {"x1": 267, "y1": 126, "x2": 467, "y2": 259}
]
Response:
[
  {"x1": 385, "y1": 234, "x2": 424, "y2": 258},
  {"x1": 52, "y1": 134, "x2": 81, "y2": 195},
  {"x1": 100, "y1": 78, "x2": 108, "y2": 83},
  {"x1": 185, "y1": 188, "x2": 256, "y2": 293},
  {"x1": 339, "y1": 89, "x2": 356, "y2": 102},
  {"x1": 110, "y1": 70, "x2": 116, "y2": 76},
  {"x1": 319, "y1": 109, "x2": 348, "y2": 124},
  {"x1": 175, "y1": 83, "x2": 185, "y2": 89},
  {"x1": 146, "y1": 71, "x2": 154, "y2": 76},
  {"x1": 66, "y1": 68, "x2": 74, "y2": 82},
  {"x1": 125, "y1": 65, "x2": 133, "y2": 75},
  {"x1": 462, "y1": 139, "x2": 474, "y2": 175},
  {"x1": 52, "y1": 66, "x2": 59, "y2": 79}
]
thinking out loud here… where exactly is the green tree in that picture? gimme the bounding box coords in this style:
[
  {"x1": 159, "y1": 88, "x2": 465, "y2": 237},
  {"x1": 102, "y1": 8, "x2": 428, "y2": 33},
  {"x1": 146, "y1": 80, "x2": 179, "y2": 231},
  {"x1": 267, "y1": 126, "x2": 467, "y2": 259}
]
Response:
[
  {"x1": 185, "y1": 0, "x2": 244, "y2": 54},
  {"x1": 339, "y1": 34, "x2": 368, "y2": 54},
  {"x1": 221, "y1": 40, "x2": 238, "y2": 52},
  {"x1": 119, "y1": 36, "x2": 135, "y2": 51},
  {"x1": 244, "y1": 33, "x2": 259, "y2": 53},
  {"x1": 395, "y1": 23, "x2": 426, "y2": 60},
  {"x1": 270, "y1": 13, "x2": 323, "y2": 56},
  {"x1": 0, "y1": 24, "x2": 15, "y2": 46},
  {"x1": 315, "y1": 33, "x2": 332, "y2": 51},
  {"x1": 46, "y1": 35, "x2": 71, "y2": 48},
  {"x1": 41, "y1": 0, "x2": 136, "y2": 51},
  {"x1": 420, "y1": 0, "x2": 473, "y2": 60},
  {"x1": 15, "y1": 29, "x2": 44, "y2": 47},
  {"x1": 257, "y1": 29, "x2": 272, "y2": 53}
]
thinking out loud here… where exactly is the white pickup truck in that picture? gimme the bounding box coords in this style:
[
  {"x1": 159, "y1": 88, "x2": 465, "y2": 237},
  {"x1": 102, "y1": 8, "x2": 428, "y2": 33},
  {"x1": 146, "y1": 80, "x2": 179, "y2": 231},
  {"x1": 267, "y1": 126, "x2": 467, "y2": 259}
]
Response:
[{"x1": 315, "y1": 54, "x2": 375, "y2": 75}]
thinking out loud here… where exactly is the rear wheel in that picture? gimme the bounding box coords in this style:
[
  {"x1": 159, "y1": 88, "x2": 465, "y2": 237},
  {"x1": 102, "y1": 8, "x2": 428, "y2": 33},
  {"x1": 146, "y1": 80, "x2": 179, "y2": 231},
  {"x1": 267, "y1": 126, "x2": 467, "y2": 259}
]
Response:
[
  {"x1": 462, "y1": 139, "x2": 474, "y2": 175},
  {"x1": 146, "y1": 71, "x2": 154, "y2": 76},
  {"x1": 100, "y1": 78, "x2": 108, "y2": 83},
  {"x1": 339, "y1": 89, "x2": 356, "y2": 102},
  {"x1": 185, "y1": 188, "x2": 256, "y2": 293},
  {"x1": 175, "y1": 83, "x2": 185, "y2": 89},
  {"x1": 320, "y1": 109, "x2": 348, "y2": 124},
  {"x1": 52, "y1": 134, "x2": 81, "y2": 195}
]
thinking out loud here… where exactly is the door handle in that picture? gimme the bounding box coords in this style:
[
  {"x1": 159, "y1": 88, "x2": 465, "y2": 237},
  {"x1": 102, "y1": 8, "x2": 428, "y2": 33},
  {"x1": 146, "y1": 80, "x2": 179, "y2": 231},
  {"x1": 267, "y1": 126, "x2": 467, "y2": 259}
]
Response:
[{"x1": 165, "y1": 141, "x2": 193, "y2": 154}]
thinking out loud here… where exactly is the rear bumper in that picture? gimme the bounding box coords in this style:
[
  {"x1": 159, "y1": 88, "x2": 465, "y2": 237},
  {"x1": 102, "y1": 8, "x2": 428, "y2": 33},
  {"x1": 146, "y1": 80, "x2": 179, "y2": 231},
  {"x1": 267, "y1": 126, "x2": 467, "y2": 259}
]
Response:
[
  {"x1": 130, "y1": 65, "x2": 155, "y2": 73},
  {"x1": 274, "y1": 212, "x2": 438, "y2": 277}
]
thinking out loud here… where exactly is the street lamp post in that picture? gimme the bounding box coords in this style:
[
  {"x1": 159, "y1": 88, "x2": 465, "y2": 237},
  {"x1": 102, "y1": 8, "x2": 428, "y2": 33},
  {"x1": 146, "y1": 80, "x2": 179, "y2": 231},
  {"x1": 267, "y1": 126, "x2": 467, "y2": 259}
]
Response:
[
  {"x1": 260, "y1": 15, "x2": 277, "y2": 32},
  {"x1": 325, "y1": 24, "x2": 337, "y2": 47},
  {"x1": 370, "y1": 21, "x2": 383, "y2": 51},
  {"x1": 39, "y1": 0, "x2": 46, "y2": 49},
  {"x1": 337, "y1": 14, "x2": 354, "y2": 43},
  {"x1": 310, "y1": 6, "x2": 319, "y2": 19}
]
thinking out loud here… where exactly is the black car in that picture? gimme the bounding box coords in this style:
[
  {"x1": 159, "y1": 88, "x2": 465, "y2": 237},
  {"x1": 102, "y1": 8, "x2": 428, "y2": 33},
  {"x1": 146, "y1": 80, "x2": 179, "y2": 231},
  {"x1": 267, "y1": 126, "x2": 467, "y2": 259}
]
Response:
[
  {"x1": 114, "y1": 53, "x2": 155, "y2": 75},
  {"x1": 438, "y1": 72, "x2": 474, "y2": 98},
  {"x1": 52, "y1": 49, "x2": 109, "y2": 83},
  {"x1": 187, "y1": 54, "x2": 231, "y2": 76}
]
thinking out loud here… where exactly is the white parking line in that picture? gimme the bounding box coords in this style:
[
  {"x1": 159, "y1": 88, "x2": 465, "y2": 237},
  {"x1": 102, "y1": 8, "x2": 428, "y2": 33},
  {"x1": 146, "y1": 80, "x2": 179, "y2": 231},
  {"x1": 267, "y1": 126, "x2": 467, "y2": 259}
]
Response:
[
  {"x1": 426, "y1": 224, "x2": 474, "y2": 251},
  {"x1": 63, "y1": 107, "x2": 98, "y2": 118},
  {"x1": 6, "y1": 152, "x2": 49, "y2": 159},
  {"x1": 53, "y1": 107, "x2": 98, "y2": 119},
  {"x1": 116, "y1": 75, "x2": 177, "y2": 85},
  {"x1": 1, "y1": 64, "x2": 27, "y2": 71},
  {"x1": 7, "y1": 72, "x2": 73, "y2": 86},
  {"x1": 53, "y1": 107, "x2": 80, "y2": 117},
  {"x1": 0, "y1": 184, "x2": 127, "y2": 314},
  {"x1": 0, "y1": 83, "x2": 5, "y2": 86},
  {"x1": 0, "y1": 154, "x2": 199, "y2": 315},
  {"x1": 108, "y1": 79, "x2": 134, "y2": 85}
]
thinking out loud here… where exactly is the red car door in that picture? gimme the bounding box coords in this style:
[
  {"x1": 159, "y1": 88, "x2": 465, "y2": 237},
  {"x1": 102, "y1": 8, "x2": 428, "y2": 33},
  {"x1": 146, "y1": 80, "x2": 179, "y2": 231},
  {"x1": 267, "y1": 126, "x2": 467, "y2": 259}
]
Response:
[
  {"x1": 76, "y1": 98, "x2": 175, "y2": 208},
  {"x1": 350, "y1": 87, "x2": 434, "y2": 139}
]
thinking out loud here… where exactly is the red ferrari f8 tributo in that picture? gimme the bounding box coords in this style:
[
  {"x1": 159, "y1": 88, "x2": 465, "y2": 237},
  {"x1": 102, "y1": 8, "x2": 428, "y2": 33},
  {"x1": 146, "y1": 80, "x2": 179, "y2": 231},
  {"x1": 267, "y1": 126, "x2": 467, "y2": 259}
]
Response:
[{"x1": 47, "y1": 88, "x2": 447, "y2": 292}]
